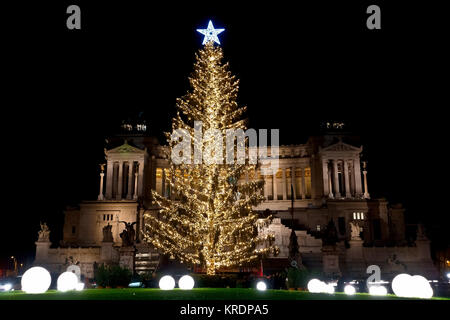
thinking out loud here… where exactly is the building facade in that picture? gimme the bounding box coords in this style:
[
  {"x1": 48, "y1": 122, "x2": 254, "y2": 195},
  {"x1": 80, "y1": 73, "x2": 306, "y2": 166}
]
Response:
[{"x1": 34, "y1": 124, "x2": 438, "y2": 280}]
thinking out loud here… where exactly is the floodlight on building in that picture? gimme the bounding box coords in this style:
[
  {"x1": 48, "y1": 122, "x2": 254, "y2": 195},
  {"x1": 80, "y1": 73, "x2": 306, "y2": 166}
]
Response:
[
  {"x1": 159, "y1": 275, "x2": 175, "y2": 290},
  {"x1": 256, "y1": 281, "x2": 267, "y2": 291},
  {"x1": 21, "y1": 267, "x2": 52, "y2": 294},
  {"x1": 178, "y1": 275, "x2": 195, "y2": 290}
]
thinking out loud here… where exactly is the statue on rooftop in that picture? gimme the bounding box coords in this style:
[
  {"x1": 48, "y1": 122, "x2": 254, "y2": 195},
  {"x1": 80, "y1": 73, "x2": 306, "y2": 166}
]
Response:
[
  {"x1": 119, "y1": 221, "x2": 137, "y2": 247},
  {"x1": 38, "y1": 222, "x2": 50, "y2": 242}
]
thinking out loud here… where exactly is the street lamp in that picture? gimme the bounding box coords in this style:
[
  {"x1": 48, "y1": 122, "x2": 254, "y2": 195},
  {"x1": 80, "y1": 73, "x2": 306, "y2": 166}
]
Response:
[{"x1": 10, "y1": 256, "x2": 18, "y2": 272}]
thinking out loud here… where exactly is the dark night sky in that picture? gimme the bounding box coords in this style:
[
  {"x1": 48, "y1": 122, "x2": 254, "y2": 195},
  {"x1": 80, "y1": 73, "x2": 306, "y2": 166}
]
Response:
[{"x1": 1, "y1": 1, "x2": 448, "y2": 268}]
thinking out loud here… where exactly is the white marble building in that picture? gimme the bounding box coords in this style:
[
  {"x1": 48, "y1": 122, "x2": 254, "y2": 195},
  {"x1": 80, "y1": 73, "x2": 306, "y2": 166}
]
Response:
[{"x1": 34, "y1": 125, "x2": 438, "y2": 280}]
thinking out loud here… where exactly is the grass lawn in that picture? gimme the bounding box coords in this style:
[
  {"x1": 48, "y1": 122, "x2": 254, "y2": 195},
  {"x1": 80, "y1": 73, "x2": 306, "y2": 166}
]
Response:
[{"x1": 1, "y1": 288, "x2": 448, "y2": 300}]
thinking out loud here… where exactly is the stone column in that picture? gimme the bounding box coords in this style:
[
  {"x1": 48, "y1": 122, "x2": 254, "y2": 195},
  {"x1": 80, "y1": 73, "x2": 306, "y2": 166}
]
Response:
[
  {"x1": 273, "y1": 169, "x2": 278, "y2": 200},
  {"x1": 133, "y1": 172, "x2": 138, "y2": 200},
  {"x1": 362, "y1": 162, "x2": 370, "y2": 199},
  {"x1": 127, "y1": 162, "x2": 134, "y2": 200},
  {"x1": 354, "y1": 157, "x2": 363, "y2": 198},
  {"x1": 161, "y1": 167, "x2": 166, "y2": 197},
  {"x1": 301, "y1": 168, "x2": 306, "y2": 199},
  {"x1": 105, "y1": 160, "x2": 113, "y2": 199},
  {"x1": 327, "y1": 162, "x2": 334, "y2": 198},
  {"x1": 116, "y1": 161, "x2": 123, "y2": 200},
  {"x1": 98, "y1": 172, "x2": 105, "y2": 200},
  {"x1": 138, "y1": 161, "x2": 144, "y2": 198},
  {"x1": 282, "y1": 168, "x2": 287, "y2": 200},
  {"x1": 291, "y1": 167, "x2": 296, "y2": 200},
  {"x1": 322, "y1": 160, "x2": 329, "y2": 197},
  {"x1": 333, "y1": 159, "x2": 341, "y2": 198},
  {"x1": 344, "y1": 160, "x2": 351, "y2": 198}
]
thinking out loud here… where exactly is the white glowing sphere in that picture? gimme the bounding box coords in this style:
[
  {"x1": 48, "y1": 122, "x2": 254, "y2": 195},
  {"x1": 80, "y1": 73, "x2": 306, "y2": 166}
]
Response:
[
  {"x1": 392, "y1": 273, "x2": 413, "y2": 297},
  {"x1": 307, "y1": 279, "x2": 324, "y2": 293},
  {"x1": 369, "y1": 285, "x2": 387, "y2": 296},
  {"x1": 75, "y1": 282, "x2": 85, "y2": 291},
  {"x1": 325, "y1": 284, "x2": 335, "y2": 294},
  {"x1": 411, "y1": 275, "x2": 433, "y2": 299},
  {"x1": 1, "y1": 283, "x2": 12, "y2": 292},
  {"x1": 57, "y1": 272, "x2": 79, "y2": 292},
  {"x1": 159, "y1": 275, "x2": 175, "y2": 290},
  {"x1": 178, "y1": 275, "x2": 195, "y2": 290},
  {"x1": 256, "y1": 281, "x2": 267, "y2": 291},
  {"x1": 21, "y1": 267, "x2": 52, "y2": 294},
  {"x1": 344, "y1": 285, "x2": 356, "y2": 295}
]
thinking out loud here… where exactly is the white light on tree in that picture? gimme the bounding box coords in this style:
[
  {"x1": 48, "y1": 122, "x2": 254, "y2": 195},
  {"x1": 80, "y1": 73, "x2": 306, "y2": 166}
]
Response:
[
  {"x1": 178, "y1": 275, "x2": 195, "y2": 290},
  {"x1": 369, "y1": 285, "x2": 387, "y2": 296},
  {"x1": 256, "y1": 281, "x2": 267, "y2": 291},
  {"x1": 159, "y1": 275, "x2": 175, "y2": 290},
  {"x1": 57, "y1": 272, "x2": 78, "y2": 292},
  {"x1": 196, "y1": 20, "x2": 225, "y2": 45},
  {"x1": 21, "y1": 267, "x2": 52, "y2": 294},
  {"x1": 344, "y1": 285, "x2": 356, "y2": 295}
]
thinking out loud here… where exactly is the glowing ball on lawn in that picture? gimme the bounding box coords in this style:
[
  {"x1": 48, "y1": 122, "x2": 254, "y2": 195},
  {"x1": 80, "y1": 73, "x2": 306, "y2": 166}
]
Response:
[
  {"x1": 411, "y1": 275, "x2": 433, "y2": 299},
  {"x1": 256, "y1": 281, "x2": 267, "y2": 291},
  {"x1": 392, "y1": 273, "x2": 412, "y2": 297},
  {"x1": 369, "y1": 285, "x2": 387, "y2": 296},
  {"x1": 21, "y1": 267, "x2": 52, "y2": 294},
  {"x1": 159, "y1": 275, "x2": 175, "y2": 290},
  {"x1": 178, "y1": 275, "x2": 195, "y2": 290},
  {"x1": 344, "y1": 285, "x2": 356, "y2": 295},
  {"x1": 1, "y1": 283, "x2": 12, "y2": 292},
  {"x1": 307, "y1": 279, "x2": 325, "y2": 293},
  {"x1": 57, "y1": 272, "x2": 78, "y2": 292},
  {"x1": 325, "y1": 284, "x2": 335, "y2": 294},
  {"x1": 75, "y1": 282, "x2": 85, "y2": 291}
]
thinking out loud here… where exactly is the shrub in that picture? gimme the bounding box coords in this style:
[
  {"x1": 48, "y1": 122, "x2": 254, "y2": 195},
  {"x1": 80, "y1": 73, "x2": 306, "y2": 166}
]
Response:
[
  {"x1": 94, "y1": 264, "x2": 132, "y2": 288},
  {"x1": 287, "y1": 267, "x2": 309, "y2": 289}
]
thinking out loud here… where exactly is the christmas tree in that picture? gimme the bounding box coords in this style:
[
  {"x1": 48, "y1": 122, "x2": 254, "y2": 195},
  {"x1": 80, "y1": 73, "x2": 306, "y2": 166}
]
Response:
[{"x1": 142, "y1": 41, "x2": 275, "y2": 275}]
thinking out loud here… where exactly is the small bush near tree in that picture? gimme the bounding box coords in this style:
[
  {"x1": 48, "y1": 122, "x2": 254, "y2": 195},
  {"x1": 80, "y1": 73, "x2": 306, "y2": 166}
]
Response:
[{"x1": 94, "y1": 264, "x2": 132, "y2": 288}]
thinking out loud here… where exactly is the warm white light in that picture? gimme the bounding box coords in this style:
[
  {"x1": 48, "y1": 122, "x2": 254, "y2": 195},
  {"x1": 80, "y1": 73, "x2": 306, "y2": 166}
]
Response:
[
  {"x1": 75, "y1": 282, "x2": 85, "y2": 291},
  {"x1": 159, "y1": 275, "x2": 175, "y2": 290},
  {"x1": 344, "y1": 285, "x2": 356, "y2": 295},
  {"x1": 256, "y1": 281, "x2": 267, "y2": 291},
  {"x1": 21, "y1": 266, "x2": 52, "y2": 294},
  {"x1": 178, "y1": 275, "x2": 195, "y2": 290},
  {"x1": 57, "y1": 272, "x2": 78, "y2": 292},
  {"x1": 369, "y1": 285, "x2": 387, "y2": 296}
]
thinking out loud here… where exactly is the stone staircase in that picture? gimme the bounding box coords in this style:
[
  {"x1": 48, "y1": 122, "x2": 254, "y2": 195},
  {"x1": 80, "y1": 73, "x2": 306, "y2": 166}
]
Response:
[{"x1": 134, "y1": 245, "x2": 160, "y2": 275}]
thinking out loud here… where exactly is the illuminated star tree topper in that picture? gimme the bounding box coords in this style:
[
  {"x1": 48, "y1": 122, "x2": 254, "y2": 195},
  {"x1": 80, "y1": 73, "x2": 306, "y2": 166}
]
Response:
[{"x1": 197, "y1": 20, "x2": 225, "y2": 45}]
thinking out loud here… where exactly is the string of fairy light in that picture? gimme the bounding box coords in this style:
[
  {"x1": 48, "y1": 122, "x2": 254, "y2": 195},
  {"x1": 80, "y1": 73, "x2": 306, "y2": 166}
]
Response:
[{"x1": 142, "y1": 27, "x2": 278, "y2": 275}]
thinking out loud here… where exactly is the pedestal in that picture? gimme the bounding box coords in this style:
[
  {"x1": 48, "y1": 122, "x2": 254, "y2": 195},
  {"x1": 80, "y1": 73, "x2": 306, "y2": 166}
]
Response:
[
  {"x1": 119, "y1": 247, "x2": 136, "y2": 272},
  {"x1": 35, "y1": 241, "x2": 51, "y2": 263},
  {"x1": 321, "y1": 245, "x2": 341, "y2": 276},
  {"x1": 100, "y1": 242, "x2": 116, "y2": 263}
]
